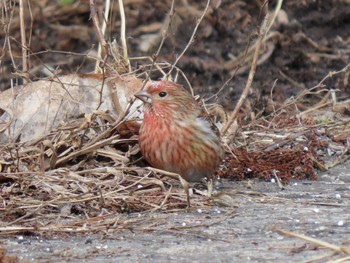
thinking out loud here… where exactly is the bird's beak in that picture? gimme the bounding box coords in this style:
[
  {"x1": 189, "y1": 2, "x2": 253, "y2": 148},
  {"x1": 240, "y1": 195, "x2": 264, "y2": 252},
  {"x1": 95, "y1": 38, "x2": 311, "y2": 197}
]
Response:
[{"x1": 135, "y1": 90, "x2": 152, "y2": 103}]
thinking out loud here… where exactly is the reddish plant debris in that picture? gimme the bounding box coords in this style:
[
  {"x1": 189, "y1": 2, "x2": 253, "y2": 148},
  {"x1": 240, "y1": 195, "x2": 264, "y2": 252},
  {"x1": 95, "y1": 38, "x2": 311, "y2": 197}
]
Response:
[
  {"x1": 219, "y1": 131, "x2": 324, "y2": 182},
  {"x1": 0, "y1": 246, "x2": 22, "y2": 263},
  {"x1": 219, "y1": 146, "x2": 319, "y2": 182}
]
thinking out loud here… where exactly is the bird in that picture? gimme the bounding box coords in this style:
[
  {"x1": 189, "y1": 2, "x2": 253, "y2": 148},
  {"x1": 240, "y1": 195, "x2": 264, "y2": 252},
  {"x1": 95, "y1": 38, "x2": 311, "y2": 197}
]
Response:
[{"x1": 135, "y1": 80, "x2": 224, "y2": 207}]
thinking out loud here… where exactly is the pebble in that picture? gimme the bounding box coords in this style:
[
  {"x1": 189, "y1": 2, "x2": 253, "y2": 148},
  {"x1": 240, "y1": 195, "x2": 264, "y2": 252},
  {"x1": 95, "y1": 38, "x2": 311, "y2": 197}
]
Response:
[{"x1": 337, "y1": 220, "x2": 344, "y2": 226}]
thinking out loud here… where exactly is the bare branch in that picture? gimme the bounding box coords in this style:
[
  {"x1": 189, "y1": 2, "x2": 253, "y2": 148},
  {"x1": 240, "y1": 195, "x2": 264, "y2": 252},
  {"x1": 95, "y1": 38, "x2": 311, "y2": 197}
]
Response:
[
  {"x1": 118, "y1": 0, "x2": 131, "y2": 71},
  {"x1": 19, "y1": 0, "x2": 28, "y2": 83},
  {"x1": 222, "y1": 0, "x2": 284, "y2": 138},
  {"x1": 95, "y1": 0, "x2": 111, "y2": 72},
  {"x1": 166, "y1": 0, "x2": 211, "y2": 78}
]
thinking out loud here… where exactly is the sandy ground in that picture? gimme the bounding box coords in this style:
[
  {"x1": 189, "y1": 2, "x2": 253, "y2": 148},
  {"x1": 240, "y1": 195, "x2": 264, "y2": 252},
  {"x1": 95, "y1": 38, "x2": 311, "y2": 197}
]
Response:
[{"x1": 1, "y1": 160, "x2": 349, "y2": 263}]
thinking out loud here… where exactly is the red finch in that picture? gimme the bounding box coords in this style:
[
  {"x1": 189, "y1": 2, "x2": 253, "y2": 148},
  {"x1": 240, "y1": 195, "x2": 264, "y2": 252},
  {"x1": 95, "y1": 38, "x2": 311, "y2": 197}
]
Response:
[{"x1": 135, "y1": 80, "x2": 223, "y2": 206}]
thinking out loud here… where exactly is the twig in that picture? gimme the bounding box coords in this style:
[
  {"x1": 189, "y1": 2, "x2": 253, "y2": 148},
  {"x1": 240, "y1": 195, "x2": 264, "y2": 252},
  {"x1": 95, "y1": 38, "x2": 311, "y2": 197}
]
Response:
[
  {"x1": 126, "y1": 1, "x2": 176, "y2": 117},
  {"x1": 90, "y1": 0, "x2": 109, "y2": 63},
  {"x1": 153, "y1": 0, "x2": 175, "y2": 69},
  {"x1": 136, "y1": 0, "x2": 176, "y2": 89},
  {"x1": 222, "y1": 0, "x2": 283, "y2": 137},
  {"x1": 298, "y1": 100, "x2": 332, "y2": 117},
  {"x1": 222, "y1": 9, "x2": 268, "y2": 136},
  {"x1": 326, "y1": 147, "x2": 349, "y2": 169},
  {"x1": 302, "y1": 63, "x2": 350, "y2": 95},
  {"x1": 118, "y1": 0, "x2": 131, "y2": 71},
  {"x1": 95, "y1": 0, "x2": 111, "y2": 72},
  {"x1": 272, "y1": 169, "x2": 285, "y2": 190},
  {"x1": 264, "y1": 0, "x2": 283, "y2": 36},
  {"x1": 273, "y1": 227, "x2": 350, "y2": 254},
  {"x1": 166, "y1": 0, "x2": 211, "y2": 78},
  {"x1": 146, "y1": 167, "x2": 191, "y2": 207},
  {"x1": 332, "y1": 256, "x2": 350, "y2": 263},
  {"x1": 19, "y1": 0, "x2": 28, "y2": 83},
  {"x1": 54, "y1": 134, "x2": 123, "y2": 167}
]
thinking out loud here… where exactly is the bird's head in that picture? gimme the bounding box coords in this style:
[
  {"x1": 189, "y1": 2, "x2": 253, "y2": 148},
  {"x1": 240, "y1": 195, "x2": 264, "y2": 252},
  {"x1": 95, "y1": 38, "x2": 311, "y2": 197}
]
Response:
[{"x1": 135, "y1": 80, "x2": 199, "y2": 119}]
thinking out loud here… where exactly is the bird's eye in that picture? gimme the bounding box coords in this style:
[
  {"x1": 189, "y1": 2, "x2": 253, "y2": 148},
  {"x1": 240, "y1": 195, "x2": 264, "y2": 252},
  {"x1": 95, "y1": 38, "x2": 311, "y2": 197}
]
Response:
[{"x1": 158, "y1": 91, "x2": 167, "y2": 97}]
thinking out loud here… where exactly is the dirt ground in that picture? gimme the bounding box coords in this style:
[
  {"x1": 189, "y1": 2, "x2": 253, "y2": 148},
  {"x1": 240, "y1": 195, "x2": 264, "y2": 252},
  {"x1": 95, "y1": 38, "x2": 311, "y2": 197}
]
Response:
[
  {"x1": 1, "y1": 159, "x2": 350, "y2": 262},
  {"x1": 1, "y1": 1, "x2": 350, "y2": 262}
]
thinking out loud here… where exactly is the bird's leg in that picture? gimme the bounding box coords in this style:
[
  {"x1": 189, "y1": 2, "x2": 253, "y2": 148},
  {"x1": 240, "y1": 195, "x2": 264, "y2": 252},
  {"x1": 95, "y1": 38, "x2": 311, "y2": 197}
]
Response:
[
  {"x1": 146, "y1": 167, "x2": 191, "y2": 207},
  {"x1": 207, "y1": 178, "x2": 213, "y2": 198},
  {"x1": 178, "y1": 176, "x2": 190, "y2": 208}
]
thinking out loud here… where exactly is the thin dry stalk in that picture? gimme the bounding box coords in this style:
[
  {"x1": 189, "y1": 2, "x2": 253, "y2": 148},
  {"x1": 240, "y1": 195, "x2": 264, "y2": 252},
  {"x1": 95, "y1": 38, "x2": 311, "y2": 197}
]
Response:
[
  {"x1": 221, "y1": 15, "x2": 267, "y2": 136},
  {"x1": 19, "y1": 0, "x2": 28, "y2": 83},
  {"x1": 272, "y1": 170, "x2": 284, "y2": 190},
  {"x1": 166, "y1": 0, "x2": 211, "y2": 78},
  {"x1": 259, "y1": 62, "x2": 350, "y2": 126},
  {"x1": 222, "y1": 0, "x2": 283, "y2": 138},
  {"x1": 95, "y1": 0, "x2": 111, "y2": 72},
  {"x1": 332, "y1": 256, "x2": 350, "y2": 263},
  {"x1": 135, "y1": 0, "x2": 175, "y2": 91},
  {"x1": 90, "y1": 0, "x2": 109, "y2": 62},
  {"x1": 298, "y1": 62, "x2": 350, "y2": 99},
  {"x1": 265, "y1": 0, "x2": 283, "y2": 36},
  {"x1": 118, "y1": 0, "x2": 130, "y2": 71},
  {"x1": 274, "y1": 227, "x2": 350, "y2": 254}
]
